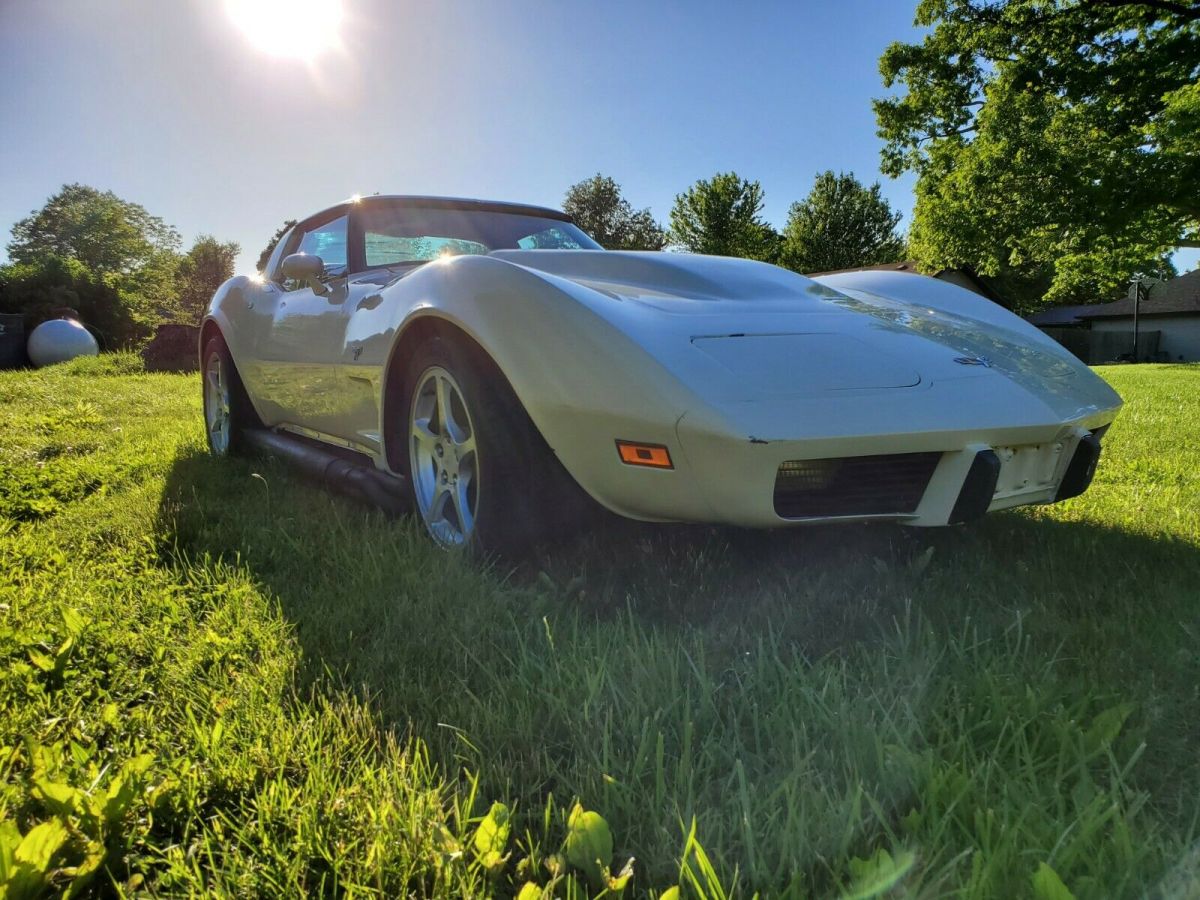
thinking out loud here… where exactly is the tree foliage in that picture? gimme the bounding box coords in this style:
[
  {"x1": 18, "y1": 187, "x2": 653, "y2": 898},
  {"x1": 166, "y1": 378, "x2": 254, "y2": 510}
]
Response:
[
  {"x1": 780, "y1": 171, "x2": 905, "y2": 273},
  {"x1": 1, "y1": 185, "x2": 240, "y2": 346},
  {"x1": 175, "y1": 235, "x2": 239, "y2": 322},
  {"x1": 257, "y1": 220, "x2": 297, "y2": 273},
  {"x1": 562, "y1": 175, "x2": 666, "y2": 250},
  {"x1": 0, "y1": 256, "x2": 149, "y2": 347},
  {"x1": 3, "y1": 185, "x2": 189, "y2": 345},
  {"x1": 8, "y1": 183, "x2": 180, "y2": 275},
  {"x1": 669, "y1": 172, "x2": 779, "y2": 261},
  {"x1": 875, "y1": 0, "x2": 1199, "y2": 306}
]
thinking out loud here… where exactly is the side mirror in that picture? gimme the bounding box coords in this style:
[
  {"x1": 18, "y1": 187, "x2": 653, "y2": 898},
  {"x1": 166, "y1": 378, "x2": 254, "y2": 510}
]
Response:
[{"x1": 281, "y1": 253, "x2": 329, "y2": 295}]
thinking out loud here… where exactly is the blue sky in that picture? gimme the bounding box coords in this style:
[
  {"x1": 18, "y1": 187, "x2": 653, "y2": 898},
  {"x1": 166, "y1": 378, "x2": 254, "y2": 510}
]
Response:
[{"x1": 1, "y1": 1, "x2": 1195, "y2": 277}]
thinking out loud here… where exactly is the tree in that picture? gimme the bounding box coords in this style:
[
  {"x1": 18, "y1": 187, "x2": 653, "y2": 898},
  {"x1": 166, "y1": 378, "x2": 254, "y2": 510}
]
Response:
[
  {"x1": 562, "y1": 175, "x2": 666, "y2": 250},
  {"x1": 875, "y1": 0, "x2": 1198, "y2": 307},
  {"x1": 257, "y1": 220, "x2": 296, "y2": 272},
  {"x1": 0, "y1": 256, "x2": 145, "y2": 347},
  {"x1": 780, "y1": 171, "x2": 905, "y2": 273},
  {"x1": 176, "y1": 235, "x2": 240, "y2": 322},
  {"x1": 4, "y1": 184, "x2": 183, "y2": 344},
  {"x1": 669, "y1": 172, "x2": 779, "y2": 261},
  {"x1": 8, "y1": 183, "x2": 179, "y2": 275}
]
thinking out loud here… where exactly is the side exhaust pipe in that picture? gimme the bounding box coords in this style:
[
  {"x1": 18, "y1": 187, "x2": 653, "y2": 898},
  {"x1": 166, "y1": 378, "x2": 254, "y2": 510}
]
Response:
[{"x1": 242, "y1": 428, "x2": 409, "y2": 516}]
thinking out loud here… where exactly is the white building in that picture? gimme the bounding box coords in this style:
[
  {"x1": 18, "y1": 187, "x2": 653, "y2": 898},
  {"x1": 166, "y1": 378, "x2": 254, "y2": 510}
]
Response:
[
  {"x1": 1077, "y1": 270, "x2": 1200, "y2": 362},
  {"x1": 1028, "y1": 270, "x2": 1200, "y2": 363}
]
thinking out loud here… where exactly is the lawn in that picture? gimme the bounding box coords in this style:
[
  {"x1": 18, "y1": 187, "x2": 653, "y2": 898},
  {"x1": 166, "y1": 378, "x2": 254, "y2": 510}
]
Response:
[{"x1": 1, "y1": 356, "x2": 1197, "y2": 898}]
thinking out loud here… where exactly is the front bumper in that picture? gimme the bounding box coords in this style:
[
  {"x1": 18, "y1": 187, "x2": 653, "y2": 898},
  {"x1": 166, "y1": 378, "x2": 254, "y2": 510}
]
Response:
[
  {"x1": 544, "y1": 372, "x2": 1119, "y2": 528},
  {"x1": 666, "y1": 421, "x2": 1109, "y2": 529}
]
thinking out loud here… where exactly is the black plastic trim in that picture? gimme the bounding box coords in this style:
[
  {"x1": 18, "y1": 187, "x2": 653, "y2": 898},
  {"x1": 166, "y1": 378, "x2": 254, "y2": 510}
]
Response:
[
  {"x1": 1055, "y1": 433, "x2": 1102, "y2": 502},
  {"x1": 949, "y1": 449, "x2": 1001, "y2": 524}
]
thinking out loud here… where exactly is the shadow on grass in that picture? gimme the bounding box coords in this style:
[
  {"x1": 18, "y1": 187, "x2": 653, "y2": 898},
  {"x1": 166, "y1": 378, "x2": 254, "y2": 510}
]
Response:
[
  {"x1": 1107, "y1": 363, "x2": 1200, "y2": 372},
  {"x1": 154, "y1": 444, "x2": 1200, "y2": 667},
  {"x1": 153, "y1": 447, "x2": 1200, "y2": 834}
]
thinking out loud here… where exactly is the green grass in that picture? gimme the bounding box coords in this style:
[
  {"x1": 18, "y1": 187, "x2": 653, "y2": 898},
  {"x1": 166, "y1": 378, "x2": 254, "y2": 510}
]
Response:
[{"x1": 1, "y1": 361, "x2": 1198, "y2": 897}]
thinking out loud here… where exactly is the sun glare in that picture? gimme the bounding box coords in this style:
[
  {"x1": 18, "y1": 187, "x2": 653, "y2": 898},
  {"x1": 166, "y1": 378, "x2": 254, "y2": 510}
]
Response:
[{"x1": 225, "y1": 0, "x2": 344, "y2": 59}]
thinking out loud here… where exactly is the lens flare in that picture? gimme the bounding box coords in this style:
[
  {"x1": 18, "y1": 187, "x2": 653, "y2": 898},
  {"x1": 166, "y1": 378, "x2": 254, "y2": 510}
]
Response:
[{"x1": 225, "y1": 0, "x2": 344, "y2": 59}]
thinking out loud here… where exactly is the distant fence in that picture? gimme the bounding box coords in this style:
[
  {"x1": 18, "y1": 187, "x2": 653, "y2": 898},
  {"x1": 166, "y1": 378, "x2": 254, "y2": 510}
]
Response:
[
  {"x1": 1039, "y1": 327, "x2": 1090, "y2": 362},
  {"x1": 1038, "y1": 327, "x2": 1161, "y2": 365},
  {"x1": 1092, "y1": 330, "x2": 1161, "y2": 364}
]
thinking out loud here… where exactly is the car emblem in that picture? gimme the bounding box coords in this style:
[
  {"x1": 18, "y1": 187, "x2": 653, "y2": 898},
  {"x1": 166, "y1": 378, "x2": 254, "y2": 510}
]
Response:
[{"x1": 954, "y1": 355, "x2": 993, "y2": 367}]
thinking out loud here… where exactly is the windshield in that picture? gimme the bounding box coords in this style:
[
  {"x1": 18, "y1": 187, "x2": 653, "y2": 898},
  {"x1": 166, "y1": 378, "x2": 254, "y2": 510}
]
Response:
[{"x1": 359, "y1": 204, "x2": 601, "y2": 267}]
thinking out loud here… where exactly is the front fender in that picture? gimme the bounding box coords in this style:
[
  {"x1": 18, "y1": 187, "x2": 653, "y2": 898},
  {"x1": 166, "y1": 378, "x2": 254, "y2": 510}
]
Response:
[
  {"x1": 814, "y1": 270, "x2": 1079, "y2": 361},
  {"x1": 349, "y1": 255, "x2": 714, "y2": 520}
]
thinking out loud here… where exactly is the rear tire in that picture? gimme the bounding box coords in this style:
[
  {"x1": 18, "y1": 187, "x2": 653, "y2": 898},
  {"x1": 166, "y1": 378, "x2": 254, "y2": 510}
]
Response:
[
  {"x1": 397, "y1": 336, "x2": 580, "y2": 555},
  {"x1": 202, "y1": 334, "x2": 257, "y2": 456}
]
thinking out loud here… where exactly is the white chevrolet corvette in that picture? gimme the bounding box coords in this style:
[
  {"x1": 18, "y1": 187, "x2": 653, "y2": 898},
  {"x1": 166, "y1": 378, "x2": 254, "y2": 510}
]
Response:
[{"x1": 201, "y1": 195, "x2": 1121, "y2": 551}]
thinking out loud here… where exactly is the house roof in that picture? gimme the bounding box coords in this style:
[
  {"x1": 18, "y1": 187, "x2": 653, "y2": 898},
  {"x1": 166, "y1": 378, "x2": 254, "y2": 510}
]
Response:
[
  {"x1": 1026, "y1": 304, "x2": 1102, "y2": 327},
  {"x1": 1077, "y1": 269, "x2": 1200, "y2": 319}
]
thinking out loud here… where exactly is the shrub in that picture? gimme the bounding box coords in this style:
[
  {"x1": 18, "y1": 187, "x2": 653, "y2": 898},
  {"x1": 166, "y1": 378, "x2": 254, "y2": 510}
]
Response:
[
  {"x1": 0, "y1": 257, "x2": 156, "y2": 349},
  {"x1": 57, "y1": 351, "x2": 145, "y2": 377}
]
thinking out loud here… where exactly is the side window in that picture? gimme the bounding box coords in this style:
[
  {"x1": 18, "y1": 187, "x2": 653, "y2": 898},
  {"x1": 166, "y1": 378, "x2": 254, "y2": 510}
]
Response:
[{"x1": 284, "y1": 215, "x2": 349, "y2": 290}]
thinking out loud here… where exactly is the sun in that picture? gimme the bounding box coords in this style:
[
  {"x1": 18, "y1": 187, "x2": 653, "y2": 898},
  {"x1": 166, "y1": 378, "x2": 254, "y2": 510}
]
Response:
[{"x1": 224, "y1": 0, "x2": 344, "y2": 59}]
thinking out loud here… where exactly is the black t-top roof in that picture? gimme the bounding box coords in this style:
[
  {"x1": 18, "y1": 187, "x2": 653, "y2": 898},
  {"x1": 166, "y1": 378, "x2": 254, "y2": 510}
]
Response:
[{"x1": 308, "y1": 195, "x2": 572, "y2": 224}]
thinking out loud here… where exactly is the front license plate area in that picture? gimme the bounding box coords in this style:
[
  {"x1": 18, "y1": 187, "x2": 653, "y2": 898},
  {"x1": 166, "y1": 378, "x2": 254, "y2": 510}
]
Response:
[{"x1": 992, "y1": 442, "x2": 1067, "y2": 500}]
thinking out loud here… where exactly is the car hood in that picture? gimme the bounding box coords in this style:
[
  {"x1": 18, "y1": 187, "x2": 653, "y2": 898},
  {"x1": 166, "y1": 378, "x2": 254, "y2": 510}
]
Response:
[
  {"x1": 487, "y1": 250, "x2": 1120, "y2": 421},
  {"x1": 490, "y1": 249, "x2": 827, "y2": 308}
]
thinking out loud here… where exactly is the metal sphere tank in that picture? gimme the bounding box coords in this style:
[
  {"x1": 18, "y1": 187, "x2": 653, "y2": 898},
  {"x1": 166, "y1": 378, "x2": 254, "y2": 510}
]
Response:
[{"x1": 27, "y1": 318, "x2": 100, "y2": 368}]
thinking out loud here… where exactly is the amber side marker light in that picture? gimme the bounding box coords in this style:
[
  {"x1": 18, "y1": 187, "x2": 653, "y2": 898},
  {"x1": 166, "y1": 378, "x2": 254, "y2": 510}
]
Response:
[{"x1": 616, "y1": 440, "x2": 673, "y2": 469}]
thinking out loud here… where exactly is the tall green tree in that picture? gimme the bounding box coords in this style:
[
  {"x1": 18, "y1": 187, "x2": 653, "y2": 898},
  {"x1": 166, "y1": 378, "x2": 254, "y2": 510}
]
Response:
[
  {"x1": 669, "y1": 172, "x2": 779, "y2": 261},
  {"x1": 780, "y1": 171, "x2": 905, "y2": 273},
  {"x1": 4, "y1": 185, "x2": 183, "y2": 344},
  {"x1": 257, "y1": 220, "x2": 297, "y2": 273},
  {"x1": 562, "y1": 174, "x2": 666, "y2": 250},
  {"x1": 8, "y1": 183, "x2": 180, "y2": 275},
  {"x1": 875, "y1": 0, "x2": 1198, "y2": 307},
  {"x1": 176, "y1": 235, "x2": 240, "y2": 322}
]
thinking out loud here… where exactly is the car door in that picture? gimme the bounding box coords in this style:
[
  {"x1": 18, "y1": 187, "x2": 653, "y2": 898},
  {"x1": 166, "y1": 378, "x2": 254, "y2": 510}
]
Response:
[{"x1": 254, "y1": 212, "x2": 353, "y2": 436}]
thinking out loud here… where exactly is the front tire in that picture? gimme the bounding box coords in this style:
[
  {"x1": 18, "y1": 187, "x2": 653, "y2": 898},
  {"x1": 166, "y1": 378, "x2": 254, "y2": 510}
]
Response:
[{"x1": 399, "y1": 337, "x2": 572, "y2": 554}]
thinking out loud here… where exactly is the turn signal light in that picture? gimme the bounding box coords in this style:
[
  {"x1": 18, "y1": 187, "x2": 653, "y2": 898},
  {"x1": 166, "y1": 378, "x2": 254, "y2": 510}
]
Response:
[{"x1": 616, "y1": 441, "x2": 673, "y2": 469}]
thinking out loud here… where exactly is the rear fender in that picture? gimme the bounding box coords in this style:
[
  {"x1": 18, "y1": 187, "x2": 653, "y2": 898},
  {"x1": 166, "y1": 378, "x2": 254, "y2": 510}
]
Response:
[
  {"x1": 201, "y1": 275, "x2": 261, "y2": 362},
  {"x1": 201, "y1": 275, "x2": 273, "y2": 423}
]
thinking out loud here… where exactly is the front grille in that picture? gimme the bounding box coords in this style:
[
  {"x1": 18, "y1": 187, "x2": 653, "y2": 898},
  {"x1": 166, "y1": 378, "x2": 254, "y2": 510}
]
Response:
[{"x1": 773, "y1": 452, "x2": 942, "y2": 519}]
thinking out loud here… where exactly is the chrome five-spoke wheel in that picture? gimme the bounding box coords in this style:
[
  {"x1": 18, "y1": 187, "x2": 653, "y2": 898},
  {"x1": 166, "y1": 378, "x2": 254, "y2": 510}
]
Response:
[
  {"x1": 204, "y1": 351, "x2": 232, "y2": 455},
  {"x1": 408, "y1": 366, "x2": 479, "y2": 547}
]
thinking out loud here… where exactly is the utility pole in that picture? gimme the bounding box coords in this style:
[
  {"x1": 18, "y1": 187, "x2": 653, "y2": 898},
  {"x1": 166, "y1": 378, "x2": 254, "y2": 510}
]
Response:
[{"x1": 1129, "y1": 276, "x2": 1146, "y2": 362}]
